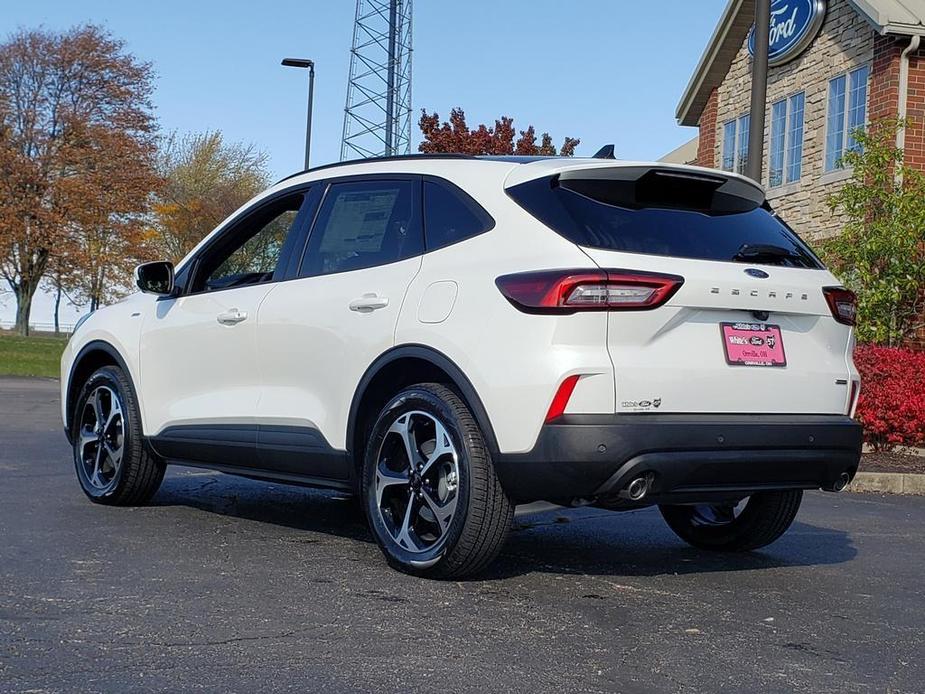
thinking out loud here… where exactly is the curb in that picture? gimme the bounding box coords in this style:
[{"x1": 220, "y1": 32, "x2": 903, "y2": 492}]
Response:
[{"x1": 847, "y1": 471, "x2": 925, "y2": 496}]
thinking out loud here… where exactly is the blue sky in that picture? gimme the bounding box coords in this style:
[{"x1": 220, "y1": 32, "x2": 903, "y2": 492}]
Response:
[{"x1": 1, "y1": 0, "x2": 726, "y2": 324}]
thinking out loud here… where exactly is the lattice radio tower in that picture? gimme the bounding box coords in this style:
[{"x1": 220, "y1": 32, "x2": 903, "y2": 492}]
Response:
[{"x1": 340, "y1": 0, "x2": 413, "y2": 160}]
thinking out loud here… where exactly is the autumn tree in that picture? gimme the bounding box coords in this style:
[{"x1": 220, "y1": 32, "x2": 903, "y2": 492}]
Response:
[
  {"x1": 419, "y1": 108, "x2": 579, "y2": 156},
  {"x1": 0, "y1": 25, "x2": 159, "y2": 334},
  {"x1": 61, "y1": 125, "x2": 161, "y2": 311},
  {"x1": 149, "y1": 131, "x2": 270, "y2": 263}
]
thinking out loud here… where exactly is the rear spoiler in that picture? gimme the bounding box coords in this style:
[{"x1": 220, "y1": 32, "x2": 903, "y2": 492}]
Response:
[{"x1": 504, "y1": 161, "x2": 766, "y2": 214}]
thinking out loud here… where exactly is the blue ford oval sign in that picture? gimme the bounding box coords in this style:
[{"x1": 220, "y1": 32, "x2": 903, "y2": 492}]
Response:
[
  {"x1": 748, "y1": 0, "x2": 827, "y2": 67},
  {"x1": 745, "y1": 268, "x2": 770, "y2": 279}
]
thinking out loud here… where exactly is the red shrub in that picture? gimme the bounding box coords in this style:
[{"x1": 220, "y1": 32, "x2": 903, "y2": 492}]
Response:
[{"x1": 853, "y1": 345, "x2": 925, "y2": 451}]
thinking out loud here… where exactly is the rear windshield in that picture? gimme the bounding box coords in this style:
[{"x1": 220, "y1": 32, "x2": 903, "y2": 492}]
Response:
[{"x1": 507, "y1": 174, "x2": 823, "y2": 269}]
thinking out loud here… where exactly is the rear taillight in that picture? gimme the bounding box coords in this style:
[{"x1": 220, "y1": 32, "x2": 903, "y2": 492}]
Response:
[
  {"x1": 823, "y1": 287, "x2": 857, "y2": 326},
  {"x1": 496, "y1": 269, "x2": 684, "y2": 314}
]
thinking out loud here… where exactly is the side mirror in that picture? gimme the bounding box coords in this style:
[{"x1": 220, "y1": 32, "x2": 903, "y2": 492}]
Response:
[{"x1": 135, "y1": 261, "x2": 175, "y2": 296}]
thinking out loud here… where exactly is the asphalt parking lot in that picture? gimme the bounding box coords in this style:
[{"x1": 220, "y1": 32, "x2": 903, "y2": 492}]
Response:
[{"x1": 1, "y1": 376, "x2": 923, "y2": 693}]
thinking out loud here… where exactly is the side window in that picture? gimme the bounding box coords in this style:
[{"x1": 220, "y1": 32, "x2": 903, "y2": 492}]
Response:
[
  {"x1": 300, "y1": 179, "x2": 421, "y2": 277},
  {"x1": 423, "y1": 180, "x2": 493, "y2": 251},
  {"x1": 193, "y1": 192, "x2": 306, "y2": 293}
]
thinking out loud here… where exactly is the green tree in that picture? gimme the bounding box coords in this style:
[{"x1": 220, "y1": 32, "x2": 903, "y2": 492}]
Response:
[{"x1": 825, "y1": 119, "x2": 925, "y2": 346}]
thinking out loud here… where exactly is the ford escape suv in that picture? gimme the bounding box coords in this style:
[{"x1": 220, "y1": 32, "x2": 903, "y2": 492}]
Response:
[{"x1": 61, "y1": 154, "x2": 863, "y2": 578}]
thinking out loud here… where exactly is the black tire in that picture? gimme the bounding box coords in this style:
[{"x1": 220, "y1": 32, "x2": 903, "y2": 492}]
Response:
[
  {"x1": 659, "y1": 490, "x2": 803, "y2": 552},
  {"x1": 362, "y1": 383, "x2": 513, "y2": 578},
  {"x1": 71, "y1": 365, "x2": 165, "y2": 506}
]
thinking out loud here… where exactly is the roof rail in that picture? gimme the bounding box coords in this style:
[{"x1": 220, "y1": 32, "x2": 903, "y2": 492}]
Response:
[{"x1": 274, "y1": 153, "x2": 478, "y2": 184}]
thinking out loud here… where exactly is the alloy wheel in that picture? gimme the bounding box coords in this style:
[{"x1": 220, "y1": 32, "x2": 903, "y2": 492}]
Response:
[
  {"x1": 77, "y1": 385, "x2": 125, "y2": 492},
  {"x1": 374, "y1": 410, "x2": 460, "y2": 554},
  {"x1": 690, "y1": 501, "x2": 743, "y2": 527}
]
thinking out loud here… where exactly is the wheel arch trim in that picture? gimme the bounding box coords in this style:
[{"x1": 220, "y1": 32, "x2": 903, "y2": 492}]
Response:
[
  {"x1": 346, "y1": 344, "x2": 500, "y2": 462},
  {"x1": 65, "y1": 340, "x2": 138, "y2": 442}
]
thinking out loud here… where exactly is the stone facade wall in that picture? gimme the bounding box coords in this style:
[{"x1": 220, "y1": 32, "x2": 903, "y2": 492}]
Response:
[{"x1": 709, "y1": 0, "x2": 874, "y2": 241}]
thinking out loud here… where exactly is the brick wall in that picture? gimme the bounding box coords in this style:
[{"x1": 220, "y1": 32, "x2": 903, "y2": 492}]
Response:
[
  {"x1": 869, "y1": 34, "x2": 901, "y2": 123},
  {"x1": 869, "y1": 36, "x2": 925, "y2": 168},
  {"x1": 904, "y1": 45, "x2": 925, "y2": 170},
  {"x1": 869, "y1": 35, "x2": 925, "y2": 349},
  {"x1": 696, "y1": 88, "x2": 718, "y2": 167}
]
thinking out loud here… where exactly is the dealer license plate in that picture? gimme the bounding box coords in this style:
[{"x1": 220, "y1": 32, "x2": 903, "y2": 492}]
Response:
[{"x1": 720, "y1": 322, "x2": 787, "y2": 367}]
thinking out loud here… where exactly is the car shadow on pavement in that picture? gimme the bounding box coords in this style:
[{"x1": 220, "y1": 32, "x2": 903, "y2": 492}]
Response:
[
  {"x1": 151, "y1": 470, "x2": 374, "y2": 542},
  {"x1": 484, "y1": 511, "x2": 857, "y2": 580},
  {"x1": 151, "y1": 471, "x2": 857, "y2": 580}
]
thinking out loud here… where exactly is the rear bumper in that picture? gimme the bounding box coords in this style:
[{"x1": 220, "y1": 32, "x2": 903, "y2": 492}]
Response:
[{"x1": 494, "y1": 414, "x2": 862, "y2": 504}]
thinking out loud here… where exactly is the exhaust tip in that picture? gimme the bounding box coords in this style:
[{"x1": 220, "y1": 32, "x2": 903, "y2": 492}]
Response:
[{"x1": 623, "y1": 476, "x2": 649, "y2": 501}]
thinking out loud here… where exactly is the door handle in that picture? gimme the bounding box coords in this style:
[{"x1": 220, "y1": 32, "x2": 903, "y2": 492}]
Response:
[
  {"x1": 216, "y1": 308, "x2": 248, "y2": 325},
  {"x1": 349, "y1": 293, "x2": 390, "y2": 313}
]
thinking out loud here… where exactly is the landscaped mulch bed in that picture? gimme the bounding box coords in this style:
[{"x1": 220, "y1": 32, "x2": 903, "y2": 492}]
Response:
[{"x1": 860, "y1": 452, "x2": 925, "y2": 475}]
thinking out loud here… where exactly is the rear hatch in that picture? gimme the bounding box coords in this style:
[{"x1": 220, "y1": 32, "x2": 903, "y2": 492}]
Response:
[{"x1": 506, "y1": 162, "x2": 855, "y2": 415}]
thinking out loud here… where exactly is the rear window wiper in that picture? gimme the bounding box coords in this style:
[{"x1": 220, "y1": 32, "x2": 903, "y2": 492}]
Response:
[{"x1": 732, "y1": 243, "x2": 806, "y2": 265}]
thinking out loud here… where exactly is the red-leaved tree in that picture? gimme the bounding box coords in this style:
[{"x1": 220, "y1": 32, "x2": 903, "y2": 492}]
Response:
[{"x1": 419, "y1": 108, "x2": 579, "y2": 156}]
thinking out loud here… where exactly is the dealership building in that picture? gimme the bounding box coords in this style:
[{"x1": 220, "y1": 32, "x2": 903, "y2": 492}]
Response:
[{"x1": 674, "y1": 0, "x2": 925, "y2": 242}]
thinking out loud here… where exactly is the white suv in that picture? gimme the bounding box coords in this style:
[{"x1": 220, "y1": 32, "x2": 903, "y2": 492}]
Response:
[{"x1": 61, "y1": 154, "x2": 863, "y2": 578}]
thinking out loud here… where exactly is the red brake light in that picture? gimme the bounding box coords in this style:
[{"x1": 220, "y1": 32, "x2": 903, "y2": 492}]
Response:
[
  {"x1": 823, "y1": 287, "x2": 857, "y2": 326},
  {"x1": 545, "y1": 375, "x2": 580, "y2": 423},
  {"x1": 496, "y1": 269, "x2": 684, "y2": 313},
  {"x1": 848, "y1": 379, "x2": 860, "y2": 417}
]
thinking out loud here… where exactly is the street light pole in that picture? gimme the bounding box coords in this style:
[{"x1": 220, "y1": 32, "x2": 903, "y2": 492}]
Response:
[
  {"x1": 282, "y1": 57, "x2": 315, "y2": 170},
  {"x1": 747, "y1": 0, "x2": 771, "y2": 183}
]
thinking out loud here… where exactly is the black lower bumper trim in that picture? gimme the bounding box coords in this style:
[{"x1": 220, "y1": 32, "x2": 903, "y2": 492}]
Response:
[{"x1": 494, "y1": 414, "x2": 862, "y2": 504}]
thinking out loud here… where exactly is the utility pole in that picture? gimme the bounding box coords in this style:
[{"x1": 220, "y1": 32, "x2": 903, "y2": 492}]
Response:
[{"x1": 747, "y1": 0, "x2": 771, "y2": 184}]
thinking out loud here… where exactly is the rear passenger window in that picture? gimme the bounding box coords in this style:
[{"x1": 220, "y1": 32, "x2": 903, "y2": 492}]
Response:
[
  {"x1": 423, "y1": 180, "x2": 493, "y2": 251},
  {"x1": 301, "y1": 180, "x2": 422, "y2": 276}
]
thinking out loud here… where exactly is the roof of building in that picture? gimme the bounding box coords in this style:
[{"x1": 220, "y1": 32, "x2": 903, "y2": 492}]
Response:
[
  {"x1": 677, "y1": 0, "x2": 925, "y2": 127},
  {"x1": 853, "y1": 0, "x2": 925, "y2": 34},
  {"x1": 659, "y1": 136, "x2": 700, "y2": 165}
]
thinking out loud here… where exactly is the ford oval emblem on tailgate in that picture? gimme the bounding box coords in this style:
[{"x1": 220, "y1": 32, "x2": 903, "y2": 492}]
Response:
[{"x1": 745, "y1": 268, "x2": 770, "y2": 279}]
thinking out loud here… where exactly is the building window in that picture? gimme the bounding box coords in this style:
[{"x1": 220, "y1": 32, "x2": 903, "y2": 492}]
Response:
[
  {"x1": 769, "y1": 92, "x2": 805, "y2": 187},
  {"x1": 722, "y1": 121, "x2": 736, "y2": 171},
  {"x1": 735, "y1": 114, "x2": 750, "y2": 174},
  {"x1": 721, "y1": 113, "x2": 750, "y2": 174},
  {"x1": 825, "y1": 66, "x2": 869, "y2": 171}
]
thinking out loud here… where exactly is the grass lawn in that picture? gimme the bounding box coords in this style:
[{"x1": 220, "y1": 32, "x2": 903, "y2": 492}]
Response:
[{"x1": 0, "y1": 333, "x2": 67, "y2": 378}]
